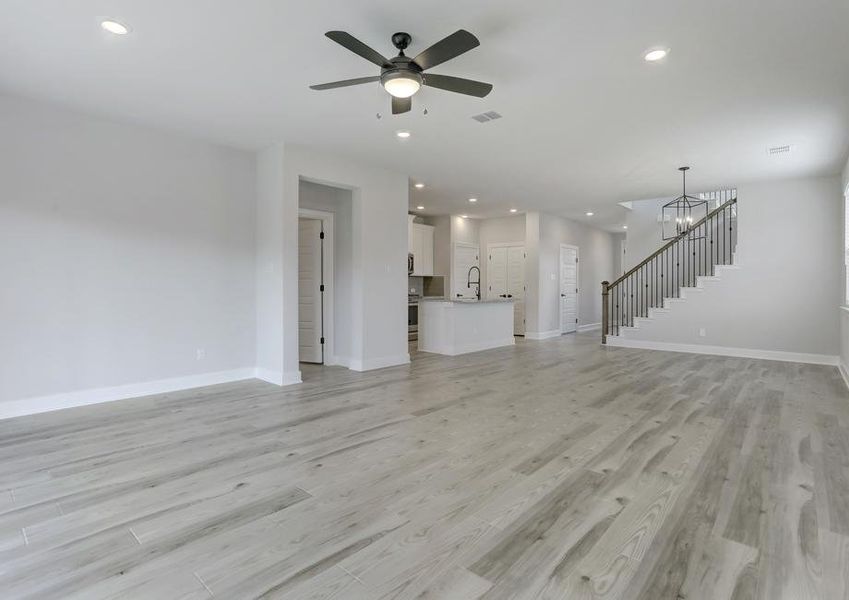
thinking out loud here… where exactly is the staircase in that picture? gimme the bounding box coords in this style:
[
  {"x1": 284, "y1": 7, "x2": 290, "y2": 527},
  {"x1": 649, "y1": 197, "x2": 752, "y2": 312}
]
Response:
[{"x1": 601, "y1": 197, "x2": 737, "y2": 344}]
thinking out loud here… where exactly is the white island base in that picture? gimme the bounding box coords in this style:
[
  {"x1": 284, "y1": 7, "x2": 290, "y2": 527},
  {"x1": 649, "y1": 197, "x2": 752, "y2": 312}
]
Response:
[{"x1": 418, "y1": 299, "x2": 515, "y2": 356}]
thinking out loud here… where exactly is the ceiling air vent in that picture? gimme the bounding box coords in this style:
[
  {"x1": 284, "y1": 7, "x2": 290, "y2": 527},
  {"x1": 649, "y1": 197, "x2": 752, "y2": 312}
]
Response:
[
  {"x1": 768, "y1": 145, "x2": 792, "y2": 155},
  {"x1": 472, "y1": 110, "x2": 502, "y2": 123}
]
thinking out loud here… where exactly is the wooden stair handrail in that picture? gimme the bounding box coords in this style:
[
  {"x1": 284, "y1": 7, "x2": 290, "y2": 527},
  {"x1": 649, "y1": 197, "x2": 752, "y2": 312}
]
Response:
[{"x1": 607, "y1": 197, "x2": 736, "y2": 289}]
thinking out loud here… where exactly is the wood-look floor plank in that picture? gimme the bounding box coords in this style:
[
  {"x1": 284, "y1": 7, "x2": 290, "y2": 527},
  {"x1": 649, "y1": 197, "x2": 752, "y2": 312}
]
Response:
[{"x1": 0, "y1": 333, "x2": 847, "y2": 599}]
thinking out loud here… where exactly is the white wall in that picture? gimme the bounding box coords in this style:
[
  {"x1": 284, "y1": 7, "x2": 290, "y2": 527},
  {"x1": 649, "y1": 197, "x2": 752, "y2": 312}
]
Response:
[
  {"x1": 619, "y1": 175, "x2": 843, "y2": 359},
  {"x1": 0, "y1": 94, "x2": 257, "y2": 413},
  {"x1": 839, "y1": 155, "x2": 849, "y2": 378},
  {"x1": 527, "y1": 213, "x2": 618, "y2": 336},
  {"x1": 624, "y1": 197, "x2": 669, "y2": 270},
  {"x1": 299, "y1": 180, "x2": 354, "y2": 365},
  {"x1": 255, "y1": 144, "x2": 409, "y2": 378}
]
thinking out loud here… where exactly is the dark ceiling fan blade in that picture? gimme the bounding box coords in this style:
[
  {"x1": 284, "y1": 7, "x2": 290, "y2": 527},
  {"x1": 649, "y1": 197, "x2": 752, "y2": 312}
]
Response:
[
  {"x1": 310, "y1": 76, "x2": 381, "y2": 91},
  {"x1": 325, "y1": 31, "x2": 393, "y2": 68},
  {"x1": 423, "y1": 74, "x2": 492, "y2": 97},
  {"x1": 412, "y1": 30, "x2": 480, "y2": 71},
  {"x1": 392, "y1": 96, "x2": 412, "y2": 115}
]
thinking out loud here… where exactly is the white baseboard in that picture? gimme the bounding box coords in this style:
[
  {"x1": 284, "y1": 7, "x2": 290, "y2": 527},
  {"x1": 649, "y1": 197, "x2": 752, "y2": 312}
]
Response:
[
  {"x1": 525, "y1": 330, "x2": 561, "y2": 340},
  {"x1": 605, "y1": 337, "x2": 839, "y2": 366},
  {"x1": 840, "y1": 361, "x2": 849, "y2": 391},
  {"x1": 0, "y1": 368, "x2": 257, "y2": 421},
  {"x1": 254, "y1": 368, "x2": 283, "y2": 385},
  {"x1": 578, "y1": 322, "x2": 601, "y2": 333},
  {"x1": 282, "y1": 370, "x2": 302, "y2": 386},
  {"x1": 418, "y1": 339, "x2": 515, "y2": 356},
  {"x1": 349, "y1": 353, "x2": 411, "y2": 372}
]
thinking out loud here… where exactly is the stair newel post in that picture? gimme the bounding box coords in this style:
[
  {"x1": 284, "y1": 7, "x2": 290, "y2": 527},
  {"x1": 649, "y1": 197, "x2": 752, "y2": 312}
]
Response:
[{"x1": 601, "y1": 281, "x2": 610, "y2": 345}]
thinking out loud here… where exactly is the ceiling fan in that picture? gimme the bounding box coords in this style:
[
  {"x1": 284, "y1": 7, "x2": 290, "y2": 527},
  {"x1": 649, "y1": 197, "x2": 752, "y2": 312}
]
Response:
[{"x1": 310, "y1": 30, "x2": 493, "y2": 115}]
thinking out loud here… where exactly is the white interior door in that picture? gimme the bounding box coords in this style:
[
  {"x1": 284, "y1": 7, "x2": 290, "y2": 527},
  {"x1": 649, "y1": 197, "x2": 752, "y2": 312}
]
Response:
[
  {"x1": 453, "y1": 244, "x2": 480, "y2": 299},
  {"x1": 487, "y1": 247, "x2": 508, "y2": 299},
  {"x1": 298, "y1": 218, "x2": 323, "y2": 363},
  {"x1": 507, "y1": 246, "x2": 526, "y2": 335},
  {"x1": 560, "y1": 245, "x2": 578, "y2": 333}
]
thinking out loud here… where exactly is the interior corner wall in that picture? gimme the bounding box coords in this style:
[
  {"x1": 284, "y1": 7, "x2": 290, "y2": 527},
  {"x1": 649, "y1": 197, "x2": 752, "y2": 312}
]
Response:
[
  {"x1": 277, "y1": 144, "x2": 409, "y2": 374},
  {"x1": 255, "y1": 144, "x2": 286, "y2": 384},
  {"x1": 838, "y1": 155, "x2": 849, "y2": 376},
  {"x1": 0, "y1": 94, "x2": 258, "y2": 416},
  {"x1": 524, "y1": 212, "x2": 542, "y2": 334}
]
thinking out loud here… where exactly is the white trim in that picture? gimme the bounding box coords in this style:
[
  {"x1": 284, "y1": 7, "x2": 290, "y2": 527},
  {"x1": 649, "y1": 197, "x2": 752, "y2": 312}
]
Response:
[
  {"x1": 578, "y1": 322, "x2": 601, "y2": 332},
  {"x1": 282, "y1": 370, "x2": 303, "y2": 385},
  {"x1": 525, "y1": 330, "x2": 561, "y2": 340},
  {"x1": 349, "y1": 353, "x2": 411, "y2": 372},
  {"x1": 605, "y1": 337, "x2": 839, "y2": 366},
  {"x1": 298, "y1": 208, "x2": 334, "y2": 367},
  {"x1": 0, "y1": 368, "x2": 257, "y2": 420},
  {"x1": 559, "y1": 243, "x2": 580, "y2": 334},
  {"x1": 254, "y1": 368, "x2": 283, "y2": 385},
  {"x1": 419, "y1": 338, "x2": 515, "y2": 356},
  {"x1": 839, "y1": 361, "x2": 849, "y2": 392}
]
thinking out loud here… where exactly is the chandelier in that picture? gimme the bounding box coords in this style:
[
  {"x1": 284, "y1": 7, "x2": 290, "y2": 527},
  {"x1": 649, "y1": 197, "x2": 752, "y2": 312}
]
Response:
[{"x1": 662, "y1": 167, "x2": 708, "y2": 240}]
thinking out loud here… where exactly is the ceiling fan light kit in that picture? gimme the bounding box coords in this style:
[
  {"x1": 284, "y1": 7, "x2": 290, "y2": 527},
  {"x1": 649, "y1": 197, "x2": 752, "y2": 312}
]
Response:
[{"x1": 310, "y1": 29, "x2": 492, "y2": 115}]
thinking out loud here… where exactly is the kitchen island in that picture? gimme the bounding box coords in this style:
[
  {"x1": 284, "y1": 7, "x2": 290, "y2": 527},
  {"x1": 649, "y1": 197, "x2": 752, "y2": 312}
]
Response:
[{"x1": 418, "y1": 298, "x2": 515, "y2": 356}]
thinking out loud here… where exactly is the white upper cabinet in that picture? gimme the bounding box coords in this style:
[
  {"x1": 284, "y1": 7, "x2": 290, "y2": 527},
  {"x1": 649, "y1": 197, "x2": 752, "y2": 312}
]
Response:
[{"x1": 409, "y1": 218, "x2": 435, "y2": 276}]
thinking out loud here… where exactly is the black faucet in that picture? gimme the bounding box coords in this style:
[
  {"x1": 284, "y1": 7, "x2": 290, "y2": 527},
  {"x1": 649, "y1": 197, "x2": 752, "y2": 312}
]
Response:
[{"x1": 467, "y1": 266, "x2": 481, "y2": 301}]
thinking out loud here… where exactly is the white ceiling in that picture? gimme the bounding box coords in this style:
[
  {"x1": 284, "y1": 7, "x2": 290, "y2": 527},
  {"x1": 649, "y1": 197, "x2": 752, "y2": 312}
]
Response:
[{"x1": 3, "y1": 0, "x2": 848, "y2": 231}]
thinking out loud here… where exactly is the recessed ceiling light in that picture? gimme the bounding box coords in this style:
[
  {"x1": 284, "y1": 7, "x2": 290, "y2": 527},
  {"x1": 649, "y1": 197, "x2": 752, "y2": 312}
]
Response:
[
  {"x1": 623, "y1": 225, "x2": 628, "y2": 229},
  {"x1": 644, "y1": 48, "x2": 669, "y2": 62},
  {"x1": 414, "y1": 183, "x2": 425, "y2": 189},
  {"x1": 509, "y1": 208, "x2": 518, "y2": 213},
  {"x1": 586, "y1": 212, "x2": 594, "y2": 217},
  {"x1": 468, "y1": 198, "x2": 477, "y2": 203},
  {"x1": 460, "y1": 215, "x2": 468, "y2": 219},
  {"x1": 396, "y1": 130, "x2": 411, "y2": 139},
  {"x1": 416, "y1": 206, "x2": 425, "y2": 210},
  {"x1": 101, "y1": 20, "x2": 130, "y2": 35}
]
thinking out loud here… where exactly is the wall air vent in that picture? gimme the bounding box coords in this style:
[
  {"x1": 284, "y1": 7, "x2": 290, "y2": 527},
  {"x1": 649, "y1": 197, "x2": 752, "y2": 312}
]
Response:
[
  {"x1": 768, "y1": 145, "x2": 792, "y2": 155},
  {"x1": 472, "y1": 111, "x2": 502, "y2": 123}
]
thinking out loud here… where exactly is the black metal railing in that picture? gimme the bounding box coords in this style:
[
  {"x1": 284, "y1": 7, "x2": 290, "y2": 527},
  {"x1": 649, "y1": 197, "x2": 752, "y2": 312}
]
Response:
[{"x1": 601, "y1": 197, "x2": 737, "y2": 343}]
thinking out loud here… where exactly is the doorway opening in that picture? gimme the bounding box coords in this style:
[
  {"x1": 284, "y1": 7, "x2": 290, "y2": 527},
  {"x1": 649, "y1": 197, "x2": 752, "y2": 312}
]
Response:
[
  {"x1": 297, "y1": 178, "x2": 352, "y2": 377},
  {"x1": 298, "y1": 211, "x2": 332, "y2": 365}
]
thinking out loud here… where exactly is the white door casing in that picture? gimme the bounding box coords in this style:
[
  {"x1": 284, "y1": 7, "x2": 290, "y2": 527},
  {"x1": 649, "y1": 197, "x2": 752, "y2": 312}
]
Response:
[
  {"x1": 560, "y1": 244, "x2": 578, "y2": 334},
  {"x1": 453, "y1": 243, "x2": 480, "y2": 299},
  {"x1": 508, "y1": 246, "x2": 526, "y2": 335},
  {"x1": 298, "y1": 217, "x2": 323, "y2": 363}
]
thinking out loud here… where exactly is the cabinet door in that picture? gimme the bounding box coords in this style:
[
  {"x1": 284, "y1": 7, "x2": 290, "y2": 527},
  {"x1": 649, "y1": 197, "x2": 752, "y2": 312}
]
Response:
[
  {"x1": 411, "y1": 226, "x2": 424, "y2": 275},
  {"x1": 422, "y1": 227, "x2": 434, "y2": 275}
]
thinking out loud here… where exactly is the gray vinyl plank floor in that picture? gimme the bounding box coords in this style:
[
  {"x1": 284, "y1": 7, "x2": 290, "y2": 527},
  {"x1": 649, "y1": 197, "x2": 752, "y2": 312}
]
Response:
[{"x1": 1, "y1": 333, "x2": 848, "y2": 599}]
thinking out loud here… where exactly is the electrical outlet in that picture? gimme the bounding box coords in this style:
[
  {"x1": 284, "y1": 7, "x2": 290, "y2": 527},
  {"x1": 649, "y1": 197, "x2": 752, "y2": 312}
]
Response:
[
  {"x1": 698, "y1": 328, "x2": 706, "y2": 337},
  {"x1": 196, "y1": 348, "x2": 206, "y2": 360},
  {"x1": 550, "y1": 273, "x2": 556, "y2": 280}
]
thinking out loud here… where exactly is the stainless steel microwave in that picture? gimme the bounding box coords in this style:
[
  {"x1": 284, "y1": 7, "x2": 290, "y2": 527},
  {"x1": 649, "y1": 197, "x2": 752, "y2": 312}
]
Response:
[{"x1": 408, "y1": 253, "x2": 414, "y2": 275}]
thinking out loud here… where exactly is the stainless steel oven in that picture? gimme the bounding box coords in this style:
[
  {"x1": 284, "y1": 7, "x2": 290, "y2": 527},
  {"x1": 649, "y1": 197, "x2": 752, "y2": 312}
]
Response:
[{"x1": 408, "y1": 296, "x2": 419, "y2": 341}]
